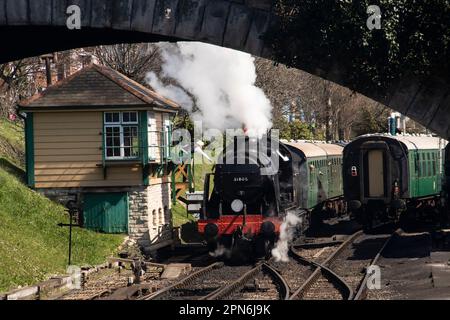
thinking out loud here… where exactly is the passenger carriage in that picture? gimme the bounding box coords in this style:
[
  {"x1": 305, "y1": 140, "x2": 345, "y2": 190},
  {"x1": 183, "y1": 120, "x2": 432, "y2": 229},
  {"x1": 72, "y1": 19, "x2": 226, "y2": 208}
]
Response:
[{"x1": 343, "y1": 134, "x2": 447, "y2": 228}]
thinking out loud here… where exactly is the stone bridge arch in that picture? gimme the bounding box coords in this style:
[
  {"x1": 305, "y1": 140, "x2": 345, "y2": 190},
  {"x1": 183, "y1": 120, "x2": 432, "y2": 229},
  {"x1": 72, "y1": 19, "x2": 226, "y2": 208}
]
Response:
[{"x1": 1, "y1": 0, "x2": 449, "y2": 138}]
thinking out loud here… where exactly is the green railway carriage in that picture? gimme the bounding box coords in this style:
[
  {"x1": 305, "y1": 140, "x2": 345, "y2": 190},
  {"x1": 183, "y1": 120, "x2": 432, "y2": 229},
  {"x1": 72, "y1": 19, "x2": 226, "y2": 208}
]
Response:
[
  {"x1": 343, "y1": 134, "x2": 447, "y2": 227},
  {"x1": 444, "y1": 144, "x2": 450, "y2": 219},
  {"x1": 283, "y1": 141, "x2": 344, "y2": 211}
]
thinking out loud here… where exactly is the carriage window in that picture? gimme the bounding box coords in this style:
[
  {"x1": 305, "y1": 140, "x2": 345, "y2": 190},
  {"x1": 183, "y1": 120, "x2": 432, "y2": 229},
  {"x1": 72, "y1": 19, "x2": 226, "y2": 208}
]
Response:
[
  {"x1": 418, "y1": 155, "x2": 423, "y2": 177},
  {"x1": 420, "y1": 153, "x2": 425, "y2": 177},
  {"x1": 428, "y1": 154, "x2": 432, "y2": 176},
  {"x1": 433, "y1": 153, "x2": 436, "y2": 175},
  {"x1": 432, "y1": 158, "x2": 437, "y2": 176}
]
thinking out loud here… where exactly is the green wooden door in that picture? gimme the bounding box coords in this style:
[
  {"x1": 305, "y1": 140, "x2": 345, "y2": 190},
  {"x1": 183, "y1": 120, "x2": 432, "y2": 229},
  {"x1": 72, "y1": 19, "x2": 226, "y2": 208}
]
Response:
[{"x1": 83, "y1": 193, "x2": 128, "y2": 234}]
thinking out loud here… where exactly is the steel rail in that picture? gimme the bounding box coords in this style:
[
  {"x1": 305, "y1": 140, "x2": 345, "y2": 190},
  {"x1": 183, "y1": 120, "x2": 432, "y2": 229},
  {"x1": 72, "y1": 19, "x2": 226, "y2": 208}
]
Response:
[
  {"x1": 203, "y1": 261, "x2": 289, "y2": 300},
  {"x1": 353, "y1": 231, "x2": 396, "y2": 300},
  {"x1": 202, "y1": 262, "x2": 265, "y2": 300},
  {"x1": 288, "y1": 251, "x2": 354, "y2": 300},
  {"x1": 289, "y1": 230, "x2": 363, "y2": 300},
  {"x1": 261, "y1": 263, "x2": 290, "y2": 300},
  {"x1": 139, "y1": 262, "x2": 224, "y2": 300}
]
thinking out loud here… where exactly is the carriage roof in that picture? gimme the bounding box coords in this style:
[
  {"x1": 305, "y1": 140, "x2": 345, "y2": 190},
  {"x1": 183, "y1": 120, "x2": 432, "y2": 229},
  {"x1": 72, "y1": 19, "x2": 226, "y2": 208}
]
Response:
[
  {"x1": 283, "y1": 141, "x2": 343, "y2": 158},
  {"x1": 353, "y1": 134, "x2": 447, "y2": 151}
]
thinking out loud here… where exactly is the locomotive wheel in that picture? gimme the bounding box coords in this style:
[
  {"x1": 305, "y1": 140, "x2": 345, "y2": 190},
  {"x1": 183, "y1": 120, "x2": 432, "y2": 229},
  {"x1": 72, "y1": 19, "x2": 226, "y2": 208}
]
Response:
[
  {"x1": 207, "y1": 239, "x2": 218, "y2": 253},
  {"x1": 254, "y1": 235, "x2": 273, "y2": 260},
  {"x1": 264, "y1": 239, "x2": 274, "y2": 260}
]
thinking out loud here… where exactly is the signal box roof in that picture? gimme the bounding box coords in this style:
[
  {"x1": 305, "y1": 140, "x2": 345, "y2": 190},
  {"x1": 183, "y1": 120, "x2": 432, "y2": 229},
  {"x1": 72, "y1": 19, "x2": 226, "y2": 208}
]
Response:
[{"x1": 18, "y1": 64, "x2": 180, "y2": 112}]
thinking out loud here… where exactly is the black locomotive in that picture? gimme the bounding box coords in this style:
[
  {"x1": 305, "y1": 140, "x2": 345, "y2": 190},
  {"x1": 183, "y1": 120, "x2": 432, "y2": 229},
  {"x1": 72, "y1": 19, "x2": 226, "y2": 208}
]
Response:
[{"x1": 198, "y1": 136, "x2": 345, "y2": 258}]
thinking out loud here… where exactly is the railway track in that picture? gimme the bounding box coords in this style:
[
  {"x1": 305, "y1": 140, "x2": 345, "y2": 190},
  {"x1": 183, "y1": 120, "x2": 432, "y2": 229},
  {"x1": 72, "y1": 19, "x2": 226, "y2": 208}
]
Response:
[
  {"x1": 141, "y1": 260, "x2": 289, "y2": 301},
  {"x1": 289, "y1": 229, "x2": 394, "y2": 300},
  {"x1": 206, "y1": 262, "x2": 289, "y2": 300},
  {"x1": 139, "y1": 262, "x2": 256, "y2": 300},
  {"x1": 353, "y1": 232, "x2": 394, "y2": 300},
  {"x1": 63, "y1": 229, "x2": 394, "y2": 301},
  {"x1": 289, "y1": 231, "x2": 362, "y2": 300},
  {"x1": 60, "y1": 268, "x2": 135, "y2": 300},
  {"x1": 140, "y1": 229, "x2": 395, "y2": 301}
]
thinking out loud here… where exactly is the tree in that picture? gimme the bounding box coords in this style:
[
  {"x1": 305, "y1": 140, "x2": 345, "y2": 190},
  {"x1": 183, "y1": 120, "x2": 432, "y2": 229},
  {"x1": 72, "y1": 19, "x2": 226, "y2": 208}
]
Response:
[
  {"x1": 265, "y1": 0, "x2": 450, "y2": 98},
  {"x1": 255, "y1": 55, "x2": 388, "y2": 141},
  {"x1": 0, "y1": 58, "x2": 41, "y2": 117},
  {"x1": 289, "y1": 120, "x2": 314, "y2": 140},
  {"x1": 91, "y1": 43, "x2": 161, "y2": 83},
  {"x1": 352, "y1": 105, "x2": 390, "y2": 136}
]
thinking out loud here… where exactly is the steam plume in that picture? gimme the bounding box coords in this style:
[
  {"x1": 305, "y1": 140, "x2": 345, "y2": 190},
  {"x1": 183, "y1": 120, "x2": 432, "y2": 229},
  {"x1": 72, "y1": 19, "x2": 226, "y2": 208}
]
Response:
[
  {"x1": 146, "y1": 42, "x2": 272, "y2": 135},
  {"x1": 271, "y1": 211, "x2": 302, "y2": 262}
]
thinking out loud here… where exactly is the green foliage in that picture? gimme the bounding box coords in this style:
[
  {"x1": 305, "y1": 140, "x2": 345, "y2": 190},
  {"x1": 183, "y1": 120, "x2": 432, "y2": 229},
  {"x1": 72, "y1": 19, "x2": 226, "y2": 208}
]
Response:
[
  {"x1": 0, "y1": 119, "x2": 24, "y2": 167},
  {"x1": 173, "y1": 113, "x2": 194, "y2": 134},
  {"x1": 171, "y1": 201, "x2": 196, "y2": 228},
  {"x1": 274, "y1": 118, "x2": 316, "y2": 140},
  {"x1": 352, "y1": 106, "x2": 389, "y2": 136},
  {"x1": 0, "y1": 119, "x2": 23, "y2": 149},
  {"x1": 273, "y1": 117, "x2": 292, "y2": 140},
  {"x1": 0, "y1": 168, "x2": 124, "y2": 292},
  {"x1": 266, "y1": 0, "x2": 450, "y2": 96},
  {"x1": 289, "y1": 120, "x2": 314, "y2": 140}
]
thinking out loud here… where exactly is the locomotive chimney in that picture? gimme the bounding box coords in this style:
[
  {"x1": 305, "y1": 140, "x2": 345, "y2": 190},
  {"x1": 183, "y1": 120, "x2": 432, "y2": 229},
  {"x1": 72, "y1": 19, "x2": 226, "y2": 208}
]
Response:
[{"x1": 242, "y1": 124, "x2": 248, "y2": 135}]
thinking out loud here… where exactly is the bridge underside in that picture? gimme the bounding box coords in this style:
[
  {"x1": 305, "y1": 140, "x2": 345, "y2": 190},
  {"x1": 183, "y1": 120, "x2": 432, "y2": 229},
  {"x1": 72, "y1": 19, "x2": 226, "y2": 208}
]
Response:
[{"x1": 1, "y1": 0, "x2": 449, "y2": 139}]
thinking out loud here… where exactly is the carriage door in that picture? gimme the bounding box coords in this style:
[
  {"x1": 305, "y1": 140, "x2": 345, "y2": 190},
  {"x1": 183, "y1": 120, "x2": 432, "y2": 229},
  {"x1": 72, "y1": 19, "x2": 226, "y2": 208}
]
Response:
[{"x1": 367, "y1": 149, "x2": 385, "y2": 197}]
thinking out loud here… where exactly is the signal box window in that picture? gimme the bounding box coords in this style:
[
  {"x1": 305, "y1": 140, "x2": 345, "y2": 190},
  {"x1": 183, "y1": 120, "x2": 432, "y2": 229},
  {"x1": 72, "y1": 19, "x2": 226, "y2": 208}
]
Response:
[{"x1": 104, "y1": 112, "x2": 139, "y2": 160}]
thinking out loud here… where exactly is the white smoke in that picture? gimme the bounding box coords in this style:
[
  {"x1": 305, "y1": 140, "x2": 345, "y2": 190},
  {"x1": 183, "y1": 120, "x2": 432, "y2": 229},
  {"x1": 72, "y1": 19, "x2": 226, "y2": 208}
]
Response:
[
  {"x1": 208, "y1": 244, "x2": 231, "y2": 259},
  {"x1": 271, "y1": 211, "x2": 303, "y2": 262},
  {"x1": 146, "y1": 42, "x2": 272, "y2": 135}
]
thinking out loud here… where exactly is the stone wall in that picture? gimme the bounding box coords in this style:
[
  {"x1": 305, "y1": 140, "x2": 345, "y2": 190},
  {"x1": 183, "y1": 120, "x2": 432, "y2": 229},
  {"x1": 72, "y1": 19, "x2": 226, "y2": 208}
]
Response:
[
  {"x1": 38, "y1": 183, "x2": 174, "y2": 253},
  {"x1": 128, "y1": 183, "x2": 173, "y2": 252},
  {"x1": 37, "y1": 188, "x2": 79, "y2": 207},
  {"x1": 128, "y1": 186, "x2": 151, "y2": 248}
]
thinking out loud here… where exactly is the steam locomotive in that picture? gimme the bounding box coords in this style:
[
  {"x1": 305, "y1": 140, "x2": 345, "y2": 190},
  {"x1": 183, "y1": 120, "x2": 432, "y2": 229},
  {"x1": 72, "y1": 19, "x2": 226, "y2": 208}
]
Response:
[
  {"x1": 197, "y1": 136, "x2": 346, "y2": 258},
  {"x1": 343, "y1": 134, "x2": 447, "y2": 229}
]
